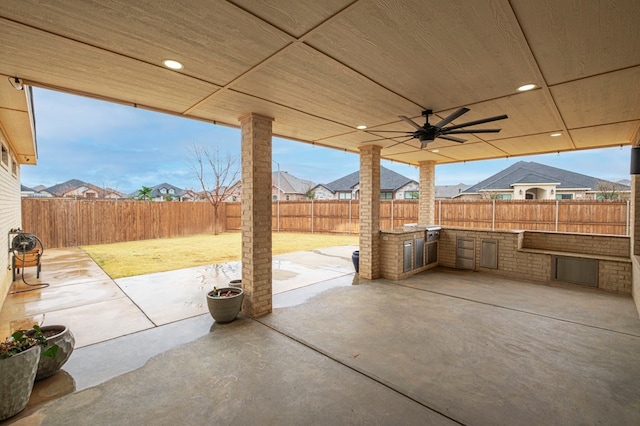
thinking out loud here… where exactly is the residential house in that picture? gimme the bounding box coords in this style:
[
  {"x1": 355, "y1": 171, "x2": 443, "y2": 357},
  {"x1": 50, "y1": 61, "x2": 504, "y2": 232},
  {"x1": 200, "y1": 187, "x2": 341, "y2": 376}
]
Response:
[
  {"x1": 456, "y1": 161, "x2": 630, "y2": 200},
  {"x1": 45, "y1": 179, "x2": 125, "y2": 199},
  {"x1": 435, "y1": 184, "x2": 471, "y2": 199},
  {"x1": 225, "y1": 171, "x2": 315, "y2": 202},
  {"x1": 147, "y1": 183, "x2": 194, "y2": 201},
  {"x1": 312, "y1": 166, "x2": 418, "y2": 200},
  {"x1": 20, "y1": 184, "x2": 51, "y2": 198}
]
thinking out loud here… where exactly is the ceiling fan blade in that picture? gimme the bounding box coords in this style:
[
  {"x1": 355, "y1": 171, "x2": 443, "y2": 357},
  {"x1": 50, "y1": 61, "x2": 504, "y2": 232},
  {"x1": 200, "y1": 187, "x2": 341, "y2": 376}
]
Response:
[
  {"x1": 434, "y1": 107, "x2": 469, "y2": 128},
  {"x1": 398, "y1": 115, "x2": 423, "y2": 130},
  {"x1": 386, "y1": 137, "x2": 414, "y2": 148},
  {"x1": 443, "y1": 114, "x2": 508, "y2": 131},
  {"x1": 438, "y1": 135, "x2": 466, "y2": 143},
  {"x1": 366, "y1": 130, "x2": 413, "y2": 134},
  {"x1": 442, "y1": 129, "x2": 502, "y2": 135}
]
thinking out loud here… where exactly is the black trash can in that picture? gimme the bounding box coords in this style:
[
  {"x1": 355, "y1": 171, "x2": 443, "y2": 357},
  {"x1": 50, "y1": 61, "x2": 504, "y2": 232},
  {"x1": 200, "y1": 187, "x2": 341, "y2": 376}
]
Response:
[{"x1": 352, "y1": 250, "x2": 359, "y2": 273}]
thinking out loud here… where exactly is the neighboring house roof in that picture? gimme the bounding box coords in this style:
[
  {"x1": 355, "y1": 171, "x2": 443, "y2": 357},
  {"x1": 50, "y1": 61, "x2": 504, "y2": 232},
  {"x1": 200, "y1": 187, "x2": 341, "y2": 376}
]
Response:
[
  {"x1": 46, "y1": 179, "x2": 94, "y2": 196},
  {"x1": 45, "y1": 179, "x2": 125, "y2": 198},
  {"x1": 21, "y1": 184, "x2": 34, "y2": 192},
  {"x1": 435, "y1": 184, "x2": 470, "y2": 198},
  {"x1": 274, "y1": 171, "x2": 315, "y2": 195},
  {"x1": 150, "y1": 183, "x2": 186, "y2": 199},
  {"x1": 315, "y1": 166, "x2": 416, "y2": 194},
  {"x1": 461, "y1": 161, "x2": 630, "y2": 194}
]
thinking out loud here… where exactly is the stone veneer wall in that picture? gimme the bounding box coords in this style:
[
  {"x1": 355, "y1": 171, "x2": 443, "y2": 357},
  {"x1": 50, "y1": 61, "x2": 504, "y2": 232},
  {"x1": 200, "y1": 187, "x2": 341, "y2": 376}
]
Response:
[{"x1": 439, "y1": 228, "x2": 631, "y2": 294}]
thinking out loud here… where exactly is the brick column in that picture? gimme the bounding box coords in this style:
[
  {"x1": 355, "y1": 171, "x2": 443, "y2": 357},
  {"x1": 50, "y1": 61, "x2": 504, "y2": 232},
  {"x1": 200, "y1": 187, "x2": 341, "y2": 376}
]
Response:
[
  {"x1": 358, "y1": 145, "x2": 381, "y2": 279},
  {"x1": 418, "y1": 161, "x2": 436, "y2": 224},
  {"x1": 239, "y1": 113, "x2": 273, "y2": 317}
]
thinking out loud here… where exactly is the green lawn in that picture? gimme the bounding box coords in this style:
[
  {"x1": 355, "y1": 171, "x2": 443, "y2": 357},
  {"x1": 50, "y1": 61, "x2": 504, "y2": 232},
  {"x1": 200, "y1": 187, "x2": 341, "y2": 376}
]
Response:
[{"x1": 82, "y1": 232, "x2": 358, "y2": 279}]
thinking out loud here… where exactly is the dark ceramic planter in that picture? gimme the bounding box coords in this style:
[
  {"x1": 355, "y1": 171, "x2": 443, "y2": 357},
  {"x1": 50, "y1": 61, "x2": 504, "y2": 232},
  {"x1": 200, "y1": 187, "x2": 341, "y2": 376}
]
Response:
[
  {"x1": 206, "y1": 287, "x2": 244, "y2": 323},
  {"x1": 352, "y1": 250, "x2": 360, "y2": 273},
  {"x1": 35, "y1": 325, "x2": 75, "y2": 381}
]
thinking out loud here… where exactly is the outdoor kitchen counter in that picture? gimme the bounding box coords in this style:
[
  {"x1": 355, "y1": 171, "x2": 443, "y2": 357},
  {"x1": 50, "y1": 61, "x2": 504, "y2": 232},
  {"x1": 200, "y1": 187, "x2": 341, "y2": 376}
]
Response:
[{"x1": 379, "y1": 228, "x2": 439, "y2": 281}]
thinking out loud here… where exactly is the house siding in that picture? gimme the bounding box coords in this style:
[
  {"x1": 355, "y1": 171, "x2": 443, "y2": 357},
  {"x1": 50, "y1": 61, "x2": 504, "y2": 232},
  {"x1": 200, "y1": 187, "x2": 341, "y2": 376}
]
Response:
[
  {"x1": 313, "y1": 186, "x2": 335, "y2": 200},
  {"x1": 0, "y1": 143, "x2": 22, "y2": 309}
]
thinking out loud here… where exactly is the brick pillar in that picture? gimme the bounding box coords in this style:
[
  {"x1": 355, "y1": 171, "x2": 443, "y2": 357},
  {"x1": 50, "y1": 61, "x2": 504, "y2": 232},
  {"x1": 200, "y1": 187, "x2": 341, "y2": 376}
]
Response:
[
  {"x1": 239, "y1": 113, "x2": 273, "y2": 317},
  {"x1": 358, "y1": 145, "x2": 381, "y2": 279},
  {"x1": 418, "y1": 161, "x2": 436, "y2": 224}
]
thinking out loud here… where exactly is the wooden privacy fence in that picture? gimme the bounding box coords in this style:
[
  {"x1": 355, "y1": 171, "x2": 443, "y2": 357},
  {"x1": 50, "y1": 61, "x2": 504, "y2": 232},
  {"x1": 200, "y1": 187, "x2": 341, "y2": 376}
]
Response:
[
  {"x1": 226, "y1": 199, "x2": 630, "y2": 236},
  {"x1": 23, "y1": 198, "x2": 628, "y2": 249},
  {"x1": 21, "y1": 198, "x2": 222, "y2": 249}
]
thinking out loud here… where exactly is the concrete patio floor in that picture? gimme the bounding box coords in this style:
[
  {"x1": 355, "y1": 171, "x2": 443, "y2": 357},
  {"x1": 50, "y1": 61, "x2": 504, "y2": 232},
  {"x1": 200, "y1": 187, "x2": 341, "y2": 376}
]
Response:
[{"x1": 2, "y1": 247, "x2": 640, "y2": 425}]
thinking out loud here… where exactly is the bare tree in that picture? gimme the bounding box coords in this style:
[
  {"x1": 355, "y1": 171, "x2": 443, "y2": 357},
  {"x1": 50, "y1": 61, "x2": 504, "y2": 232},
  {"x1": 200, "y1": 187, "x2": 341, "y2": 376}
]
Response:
[
  {"x1": 190, "y1": 145, "x2": 240, "y2": 235},
  {"x1": 595, "y1": 180, "x2": 622, "y2": 200}
]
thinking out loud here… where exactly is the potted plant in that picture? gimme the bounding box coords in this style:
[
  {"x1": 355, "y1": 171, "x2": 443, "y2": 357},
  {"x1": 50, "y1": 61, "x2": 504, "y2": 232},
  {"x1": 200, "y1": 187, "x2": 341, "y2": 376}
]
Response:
[
  {"x1": 0, "y1": 325, "x2": 58, "y2": 420},
  {"x1": 30, "y1": 325, "x2": 75, "y2": 381},
  {"x1": 206, "y1": 286, "x2": 244, "y2": 323}
]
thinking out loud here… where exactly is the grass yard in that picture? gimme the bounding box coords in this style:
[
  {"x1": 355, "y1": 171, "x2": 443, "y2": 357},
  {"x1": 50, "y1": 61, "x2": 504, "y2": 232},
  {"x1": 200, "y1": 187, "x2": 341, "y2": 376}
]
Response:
[{"x1": 82, "y1": 232, "x2": 358, "y2": 279}]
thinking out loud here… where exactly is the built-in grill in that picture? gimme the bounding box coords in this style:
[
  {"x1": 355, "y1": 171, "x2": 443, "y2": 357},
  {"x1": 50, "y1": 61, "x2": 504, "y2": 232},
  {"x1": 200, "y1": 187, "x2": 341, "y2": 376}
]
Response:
[
  {"x1": 425, "y1": 225, "x2": 441, "y2": 242},
  {"x1": 424, "y1": 225, "x2": 441, "y2": 266}
]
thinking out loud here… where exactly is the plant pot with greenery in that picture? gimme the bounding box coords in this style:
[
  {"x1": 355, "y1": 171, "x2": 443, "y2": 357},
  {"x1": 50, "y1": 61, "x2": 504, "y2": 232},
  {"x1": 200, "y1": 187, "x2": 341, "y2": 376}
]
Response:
[
  {"x1": 206, "y1": 286, "x2": 244, "y2": 323},
  {"x1": 0, "y1": 326, "x2": 58, "y2": 421},
  {"x1": 30, "y1": 325, "x2": 75, "y2": 381}
]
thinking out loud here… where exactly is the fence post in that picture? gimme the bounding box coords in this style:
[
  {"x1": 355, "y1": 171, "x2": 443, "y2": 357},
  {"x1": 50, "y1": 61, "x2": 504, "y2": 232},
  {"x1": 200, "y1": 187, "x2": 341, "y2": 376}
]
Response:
[
  {"x1": 438, "y1": 199, "x2": 441, "y2": 225},
  {"x1": 493, "y1": 199, "x2": 496, "y2": 230},
  {"x1": 627, "y1": 199, "x2": 630, "y2": 236},
  {"x1": 348, "y1": 199, "x2": 352, "y2": 235},
  {"x1": 555, "y1": 200, "x2": 559, "y2": 232},
  {"x1": 391, "y1": 198, "x2": 394, "y2": 229},
  {"x1": 311, "y1": 199, "x2": 314, "y2": 233}
]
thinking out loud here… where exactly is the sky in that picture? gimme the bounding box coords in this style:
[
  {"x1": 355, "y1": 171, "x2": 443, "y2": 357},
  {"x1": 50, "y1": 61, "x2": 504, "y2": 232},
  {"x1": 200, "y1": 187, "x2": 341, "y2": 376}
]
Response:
[{"x1": 21, "y1": 88, "x2": 631, "y2": 195}]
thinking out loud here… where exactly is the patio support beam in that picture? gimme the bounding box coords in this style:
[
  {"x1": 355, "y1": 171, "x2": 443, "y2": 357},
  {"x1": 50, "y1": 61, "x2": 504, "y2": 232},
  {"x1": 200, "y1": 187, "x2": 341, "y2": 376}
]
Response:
[
  {"x1": 418, "y1": 161, "x2": 436, "y2": 225},
  {"x1": 239, "y1": 113, "x2": 274, "y2": 317},
  {"x1": 358, "y1": 145, "x2": 381, "y2": 280}
]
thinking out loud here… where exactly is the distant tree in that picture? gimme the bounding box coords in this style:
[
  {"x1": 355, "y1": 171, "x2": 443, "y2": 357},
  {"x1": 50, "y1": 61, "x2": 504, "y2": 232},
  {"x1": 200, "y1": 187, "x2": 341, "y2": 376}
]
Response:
[
  {"x1": 595, "y1": 180, "x2": 621, "y2": 200},
  {"x1": 304, "y1": 189, "x2": 315, "y2": 199},
  {"x1": 190, "y1": 145, "x2": 240, "y2": 235},
  {"x1": 137, "y1": 186, "x2": 153, "y2": 201}
]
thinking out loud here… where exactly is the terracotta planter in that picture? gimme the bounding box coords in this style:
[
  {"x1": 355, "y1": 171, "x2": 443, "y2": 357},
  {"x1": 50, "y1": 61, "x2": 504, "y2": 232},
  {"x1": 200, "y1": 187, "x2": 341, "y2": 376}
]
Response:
[
  {"x1": 0, "y1": 345, "x2": 41, "y2": 420},
  {"x1": 206, "y1": 287, "x2": 244, "y2": 323},
  {"x1": 35, "y1": 325, "x2": 75, "y2": 381}
]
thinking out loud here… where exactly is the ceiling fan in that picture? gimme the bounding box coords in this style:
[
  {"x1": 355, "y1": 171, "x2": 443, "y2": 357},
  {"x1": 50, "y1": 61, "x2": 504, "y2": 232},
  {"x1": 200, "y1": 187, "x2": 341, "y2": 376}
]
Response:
[{"x1": 366, "y1": 108, "x2": 508, "y2": 149}]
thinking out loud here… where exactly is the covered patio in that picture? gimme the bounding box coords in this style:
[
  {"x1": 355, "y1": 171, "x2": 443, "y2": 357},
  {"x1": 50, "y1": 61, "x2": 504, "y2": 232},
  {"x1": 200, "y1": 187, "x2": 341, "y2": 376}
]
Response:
[
  {"x1": 0, "y1": 1, "x2": 639, "y2": 424},
  {"x1": 3, "y1": 249, "x2": 640, "y2": 424}
]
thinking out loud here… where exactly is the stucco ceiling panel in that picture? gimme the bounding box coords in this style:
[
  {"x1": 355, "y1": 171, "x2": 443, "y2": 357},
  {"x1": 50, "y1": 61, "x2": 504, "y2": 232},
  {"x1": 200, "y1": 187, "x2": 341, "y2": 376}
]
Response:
[
  {"x1": 190, "y1": 90, "x2": 355, "y2": 143},
  {"x1": 570, "y1": 122, "x2": 640, "y2": 149},
  {"x1": 232, "y1": 0, "x2": 354, "y2": 38},
  {"x1": 0, "y1": 19, "x2": 220, "y2": 113},
  {"x1": 551, "y1": 68, "x2": 640, "y2": 129},
  {"x1": 0, "y1": 0, "x2": 291, "y2": 85},
  {"x1": 510, "y1": 0, "x2": 640, "y2": 85},
  {"x1": 491, "y1": 134, "x2": 575, "y2": 156},
  {"x1": 305, "y1": 0, "x2": 542, "y2": 110},
  {"x1": 230, "y1": 43, "x2": 418, "y2": 128}
]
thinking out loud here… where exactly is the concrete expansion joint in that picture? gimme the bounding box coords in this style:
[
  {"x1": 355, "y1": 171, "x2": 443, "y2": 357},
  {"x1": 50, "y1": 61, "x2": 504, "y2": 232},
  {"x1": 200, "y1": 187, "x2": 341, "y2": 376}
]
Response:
[{"x1": 248, "y1": 316, "x2": 465, "y2": 425}]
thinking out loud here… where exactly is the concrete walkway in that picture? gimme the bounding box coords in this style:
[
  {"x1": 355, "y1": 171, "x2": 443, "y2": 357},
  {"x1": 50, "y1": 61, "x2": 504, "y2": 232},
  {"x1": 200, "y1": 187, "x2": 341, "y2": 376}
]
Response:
[{"x1": 3, "y1": 250, "x2": 640, "y2": 425}]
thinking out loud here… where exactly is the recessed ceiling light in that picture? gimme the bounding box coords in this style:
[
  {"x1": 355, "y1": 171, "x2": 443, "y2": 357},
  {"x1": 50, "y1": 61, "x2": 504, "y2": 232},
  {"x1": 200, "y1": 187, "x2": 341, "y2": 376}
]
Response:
[
  {"x1": 356, "y1": 125, "x2": 367, "y2": 130},
  {"x1": 518, "y1": 84, "x2": 537, "y2": 92},
  {"x1": 550, "y1": 132, "x2": 562, "y2": 137},
  {"x1": 162, "y1": 59, "x2": 183, "y2": 70},
  {"x1": 431, "y1": 149, "x2": 439, "y2": 153}
]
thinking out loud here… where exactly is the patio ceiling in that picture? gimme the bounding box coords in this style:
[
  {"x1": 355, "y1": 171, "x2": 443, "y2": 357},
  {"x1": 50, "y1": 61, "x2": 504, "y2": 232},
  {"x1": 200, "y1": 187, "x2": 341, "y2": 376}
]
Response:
[{"x1": 0, "y1": 0, "x2": 638, "y2": 166}]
